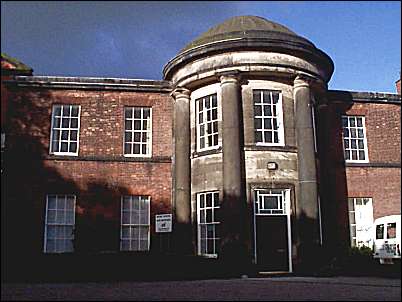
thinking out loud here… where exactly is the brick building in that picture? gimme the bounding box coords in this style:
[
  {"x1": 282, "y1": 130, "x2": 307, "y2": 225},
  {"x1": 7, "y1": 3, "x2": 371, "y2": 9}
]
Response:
[{"x1": 1, "y1": 16, "x2": 401, "y2": 278}]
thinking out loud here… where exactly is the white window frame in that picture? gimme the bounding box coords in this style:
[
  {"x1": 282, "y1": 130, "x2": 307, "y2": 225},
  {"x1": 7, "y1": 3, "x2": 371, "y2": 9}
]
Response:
[
  {"x1": 43, "y1": 194, "x2": 76, "y2": 253},
  {"x1": 342, "y1": 115, "x2": 369, "y2": 163},
  {"x1": 49, "y1": 104, "x2": 81, "y2": 156},
  {"x1": 253, "y1": 89, "x2": 285, "y2": 146},
  {"x1": 197, "y1": 191, "x2": 220, "y2": 257},
  {"x1": 348, "y1": 197, "x2": 374, "y2": 248},
  {"x1": 123, "y1": 107, "x2": 152, "y2": 158},
  {"x1": 120, "y1": 195, "x2": 150, "y2": 251},
  {"x1": 196, "y1": 94, "x2": 220, "y2": 152}
]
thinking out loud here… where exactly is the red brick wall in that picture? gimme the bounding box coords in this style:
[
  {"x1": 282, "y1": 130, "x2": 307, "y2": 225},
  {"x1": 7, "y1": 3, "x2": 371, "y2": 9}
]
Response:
[
  {"x1": 318, "y1": 99, "x2": 401, "y2": 253},
  {"x1": 343, "y1": 102, "x2": 401, "y2": 220},
  {"x1": 4, "y1": 86, "x2": 173, "y2": 255}
]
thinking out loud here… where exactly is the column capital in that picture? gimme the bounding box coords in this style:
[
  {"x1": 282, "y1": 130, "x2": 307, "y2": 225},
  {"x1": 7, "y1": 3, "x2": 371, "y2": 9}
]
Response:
[
  {"x1": 293, "y1": 73, "x2": 316, "y2": 89},
  {"x1": 217, "y1": 70, "x2": 242, "y2": 85},
  {"x1": 171, "y1": 87, "x2": 191, "y2": 99}
]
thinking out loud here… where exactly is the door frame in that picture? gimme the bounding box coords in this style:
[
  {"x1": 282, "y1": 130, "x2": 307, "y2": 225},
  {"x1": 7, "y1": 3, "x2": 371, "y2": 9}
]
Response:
[{"x1": 252, "y1": 188, "x2": 292, "y2": 272}]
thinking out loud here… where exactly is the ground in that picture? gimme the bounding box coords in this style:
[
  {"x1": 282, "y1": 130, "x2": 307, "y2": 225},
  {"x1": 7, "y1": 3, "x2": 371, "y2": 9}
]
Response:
[{"x1": 2, "y1": 276, "x2": 401, "y2": 301}]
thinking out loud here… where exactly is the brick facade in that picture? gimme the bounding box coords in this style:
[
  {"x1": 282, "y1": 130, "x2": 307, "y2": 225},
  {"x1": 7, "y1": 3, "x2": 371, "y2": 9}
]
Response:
[{"x1": 3, "y1": 85, "x2": 173, "y2": 259}]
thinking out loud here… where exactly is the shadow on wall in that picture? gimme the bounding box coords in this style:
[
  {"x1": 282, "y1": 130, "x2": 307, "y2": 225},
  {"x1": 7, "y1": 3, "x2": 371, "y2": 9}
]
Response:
[
  {"x1": 0, "y1": 87, "x2": 148, "y2": 282},
  {"x1": 316, "y1": 91, "x2": 354, "y2": 266}
]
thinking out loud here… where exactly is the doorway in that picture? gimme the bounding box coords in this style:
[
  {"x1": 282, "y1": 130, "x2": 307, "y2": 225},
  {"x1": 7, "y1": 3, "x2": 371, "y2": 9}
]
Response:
[{"x1": 253, "y1": 189, "x2": 292, "y2": 272}]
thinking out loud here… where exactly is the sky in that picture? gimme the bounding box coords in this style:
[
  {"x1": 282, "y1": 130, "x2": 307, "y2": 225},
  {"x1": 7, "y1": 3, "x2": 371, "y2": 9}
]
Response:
[{"x1": 1, "y1": 1, "x2": 401, "y2": 93}]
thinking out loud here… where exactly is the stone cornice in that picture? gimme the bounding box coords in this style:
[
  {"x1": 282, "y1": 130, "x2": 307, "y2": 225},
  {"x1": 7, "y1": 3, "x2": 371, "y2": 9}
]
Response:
[
  {"x1": 163, "y1": 36, "x2": 334, "y2": 83},
  {"x1": 5, "y1": 76, "x2": 173, "y2": 93}
]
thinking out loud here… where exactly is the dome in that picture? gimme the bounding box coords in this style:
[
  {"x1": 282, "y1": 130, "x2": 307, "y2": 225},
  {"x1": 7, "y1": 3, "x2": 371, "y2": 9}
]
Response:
[
  {"x1": 181, "y1": 15, "x2": 300, "y2": 53},
  {"x1": 164, "y1": 15, "x2": 334, "y2": 83}
]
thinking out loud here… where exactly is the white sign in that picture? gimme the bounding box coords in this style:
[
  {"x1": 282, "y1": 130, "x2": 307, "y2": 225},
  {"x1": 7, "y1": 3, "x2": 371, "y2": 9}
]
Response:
[{"x1": 155, "y1": 214, "x2": 172, "y2": 233}]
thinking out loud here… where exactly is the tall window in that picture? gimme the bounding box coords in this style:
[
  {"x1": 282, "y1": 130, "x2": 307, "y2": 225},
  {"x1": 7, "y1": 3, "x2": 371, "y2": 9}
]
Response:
[
  {"x1": 50, "y1": 105, "x2": 80, "y2": 155},
  {"x1": 342, "y1": 116, "x2": 368, "y2": 162},
  {"x1": 197, "y1": 191, "x2": 220, "y2": 257},
  {"x1": 196, "y1": 94, "x2": 219, "y2": 151},
  {"x1": 124, "y1": 107, "x2": 152, "y2": 157},
  {"x1": 253, "y1": 90, "x2": 284, "y2": 145},
  {"x1": 121, "y1": 195, "x2": 150, "y2": 251},
  {"x1": 348, "y1": 197, "x2": 373, "y2": 248},
  {"x1": 44, "y1": 195, "x2": 76, "y2": 253}
]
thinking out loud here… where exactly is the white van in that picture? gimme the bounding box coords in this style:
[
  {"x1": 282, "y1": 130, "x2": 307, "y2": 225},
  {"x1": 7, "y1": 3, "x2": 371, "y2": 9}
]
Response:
[{"x1": 373, "y1": 215, "x2": 401, "y2": 264}]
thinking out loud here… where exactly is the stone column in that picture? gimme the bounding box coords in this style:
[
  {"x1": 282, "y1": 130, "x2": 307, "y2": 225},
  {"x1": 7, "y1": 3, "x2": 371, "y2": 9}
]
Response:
[
  {"x1": 171, "y1": 87, "x2": 193, "y2": 254},
  {"x1": 219, "y1": 71, "x2": 248, "y2": 272},
  {"x1": 293, "y1": 74, "x2": 320, "y2": 271}
]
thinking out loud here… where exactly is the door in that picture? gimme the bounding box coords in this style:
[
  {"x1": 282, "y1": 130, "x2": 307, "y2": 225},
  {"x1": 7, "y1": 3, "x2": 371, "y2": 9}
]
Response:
[{"x1": 253, "y1": 189, "x2": 291, "y2": 272}]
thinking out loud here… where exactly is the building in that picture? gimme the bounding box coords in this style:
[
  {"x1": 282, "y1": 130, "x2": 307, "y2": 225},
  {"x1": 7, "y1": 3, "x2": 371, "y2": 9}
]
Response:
[{"x1": 1, "y1": 16, "x2": 401, "y2": 278}]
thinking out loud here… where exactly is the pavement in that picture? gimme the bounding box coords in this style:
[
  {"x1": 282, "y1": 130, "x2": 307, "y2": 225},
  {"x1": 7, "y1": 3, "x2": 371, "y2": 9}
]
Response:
[{"x1": 2, "y1": 276, "x2": 401, "y2": 301}]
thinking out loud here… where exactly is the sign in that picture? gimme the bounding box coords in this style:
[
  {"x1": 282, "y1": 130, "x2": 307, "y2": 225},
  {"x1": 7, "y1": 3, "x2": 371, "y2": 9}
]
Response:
[{"x1": 155, "y1": 214, "x2": 172, "y2": 233}]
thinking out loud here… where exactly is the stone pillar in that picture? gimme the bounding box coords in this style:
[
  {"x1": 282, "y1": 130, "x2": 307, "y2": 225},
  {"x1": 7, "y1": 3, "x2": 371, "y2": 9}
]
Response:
[
  {"x1": 219, "y1": 71, "x2": 248, "y2": 272},
  {"x1": 293, "y1": 74, "x2": 320, "y2": 271},
  {"x1": 171, "y1": 87, "x2": 193, "y2": 254}
]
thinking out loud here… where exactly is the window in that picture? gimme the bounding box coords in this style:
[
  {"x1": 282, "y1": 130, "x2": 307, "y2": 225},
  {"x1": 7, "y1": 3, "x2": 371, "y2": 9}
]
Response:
[
  {"x1": 347, "y1": 197, "x2": 373, "y2": 247},
  {"x1": 124, "y1": 107, "x2": 152, "y2": 157},
  {"x1": 121, "y1": 195, "x2": 150, "y2": 251},
  {"x1": 50, "y1": 105, "x2": 81, "y2": 155},
  {"x1": 197, "y1": 191, "x2": 220, "y2": 257},
  {"x1": 253, "y1": 90, "x2": 284, "y2": 145},
  {"x1": 342, "y1": 116, "x2": 368, "y2": 162},
  {"x1": 254, "y1": 189, "x2": 289, "y2": 215},
  {"x1": 196, "y1": 94, "x2": 219, "y2": 151},
  {"x1": 387, "y1": 223, "x2": 396, "y2": 239},
  {"x1": 44, "y1": 195, "x2": 76, "y2": 253},
  {"x1": 376, "y1": 224, "x2": 384, "y2": 240}
]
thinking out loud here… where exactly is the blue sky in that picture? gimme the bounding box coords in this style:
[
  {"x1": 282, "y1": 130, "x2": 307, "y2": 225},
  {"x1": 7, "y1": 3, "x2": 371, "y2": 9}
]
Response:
[{"x1": 1, "y1": 1, "x2": 401, "y2": 93}]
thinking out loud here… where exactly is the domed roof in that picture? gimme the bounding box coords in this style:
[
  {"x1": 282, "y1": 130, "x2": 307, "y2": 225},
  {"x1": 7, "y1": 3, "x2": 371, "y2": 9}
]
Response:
[{"x1": 181, "y1": 15, "x2": 299, "y2": 52}]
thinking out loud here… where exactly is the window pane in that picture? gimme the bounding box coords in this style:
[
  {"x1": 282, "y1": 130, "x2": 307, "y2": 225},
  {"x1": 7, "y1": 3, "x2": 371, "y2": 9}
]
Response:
[
  {"x1": 70, "y1": 130, "x2": 78, "y2": 141},
  {"x1": 264, "y1": 131, "x2": 272, "y2": 143},
  {"x1": 54, "y1": 106, "x2": 61, "y2": 116},
  {"x1": 254, "y1": 105, "x2": 262, "y2": 116},
  {"x1": 350, "y1": 118, "x2": 356, "y2": 127},
  {"x1": 70, "y1": 118, "x2": 78, "y2": 128},
  {"x1": 134, "y1": 108, "x2": 141, "y2": 118},
  {"x1": 133, "y1": 144, "x2": 140, "y2": 154},
  {"x1": 47, "y1": 226, "x2": 56, "y2": 238},
  {"x1": 263, "y1": 105, "x2": 271, "y2": 116},
  {"x1": 387, "y1": 223, "x2": 396, "y2": 239},
  {"x1": 200, "y1": 194, "x2": 205, "y2": 208},
  {"x1": 357, "y1": 118, "x2": 363, "y2": 127},
  {"x1": 255, "y1": 131, "x2": 262, "y2": 142},
  {"x1": 54, "y1": 117, "x2": 61, "y2": 128},
  {"x1": 357, "y1": 129, "x2": 364, "y2": 138},
  {"x1": 134, "y1": 120, "x2": 141, "y2": 130},
  {"x1": 61, "y1": 142, "x2": 68, "y2": 152},
  {"x1": 125, "y1": 108, "x2": 132, "y2": 119},
  {"x1": 143, "y1": 108, "x2": 150, "y2": 119},
  {"x1": 62, "y1": 106, "x2": 70, "y2": 116},
  {"x1": 62, "y1": 118, "x2": 69, "y2": 128},
  {"x1": 376, "y1": 224, "x2": 384, "y2": 239},
  {"x1": 125, "y1": 120, "x2": 132, "y2": 130},
  {"x1": 47, "y1": 239, "x2": 56, "y2": 252},
  {"x1": 342, "y1": 117, "x2": 348, "y2": 128},
  {"x1": 124, "y1": 143, "x2": 132, "y2": 154},
  {"x1": 125, "y1": 132, "x2": 132, "y2": 142},
  {"x1": 206, "y1": 194, "x2": 212, "y2": 207},
  {"x1": 71, "y1": 107, "x2": 79, "y2": 117}
]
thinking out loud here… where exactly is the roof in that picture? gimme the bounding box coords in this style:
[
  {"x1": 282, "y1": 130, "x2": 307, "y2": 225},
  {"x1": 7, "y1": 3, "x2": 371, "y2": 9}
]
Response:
[{"x1": 181, "y1": 15, "x2": 300, "y2": 53}]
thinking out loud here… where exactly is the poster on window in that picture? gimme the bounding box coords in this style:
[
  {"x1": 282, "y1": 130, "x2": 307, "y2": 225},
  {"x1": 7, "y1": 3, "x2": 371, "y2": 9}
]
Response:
[{"x1": 155, "y1": 214, "x2": 172, "y2": 233}]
